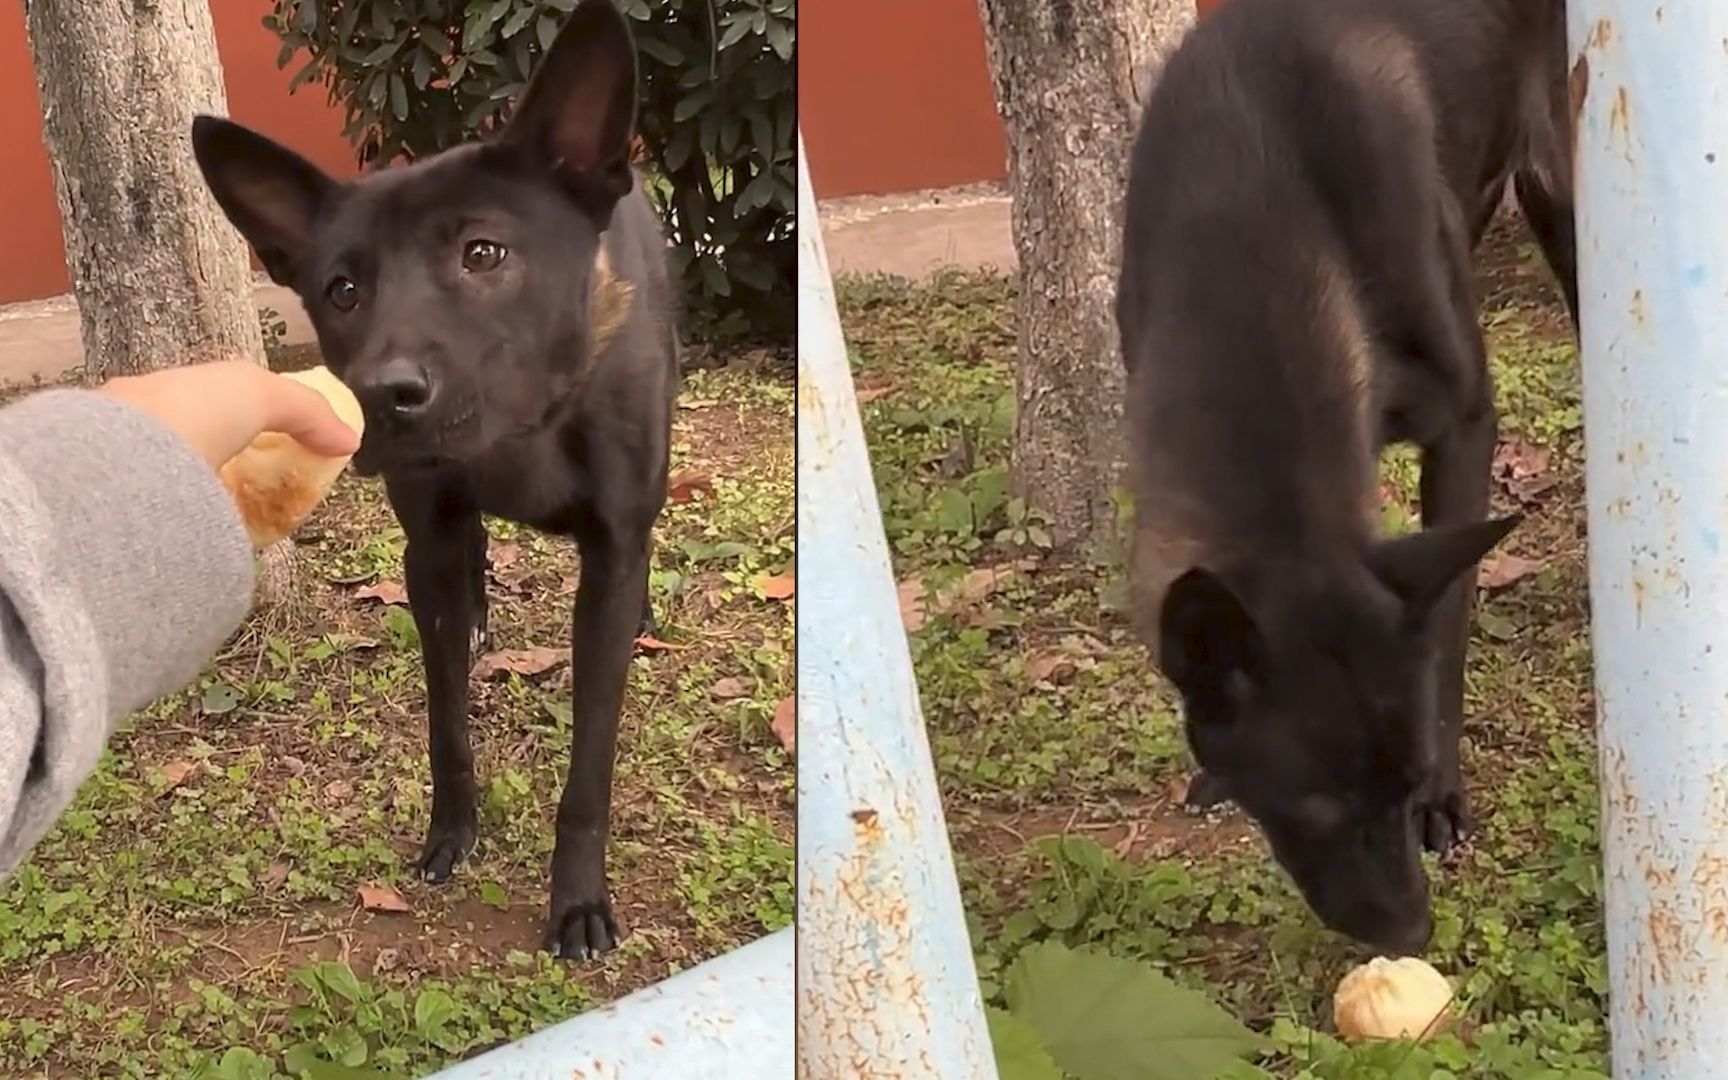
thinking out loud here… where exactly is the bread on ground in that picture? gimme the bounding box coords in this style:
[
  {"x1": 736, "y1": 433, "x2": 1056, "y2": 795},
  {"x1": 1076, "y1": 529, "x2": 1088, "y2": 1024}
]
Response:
[{"x1": 219, "y1": 366, "x2": 364, "y2": 549}]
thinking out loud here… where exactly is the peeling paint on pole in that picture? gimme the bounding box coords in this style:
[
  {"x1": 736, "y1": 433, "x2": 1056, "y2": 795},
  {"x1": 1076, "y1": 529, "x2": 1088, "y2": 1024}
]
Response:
[
  {"x1": 795, "y1": 132, "x2": 1000, "y2": 1079},
  {"x1": 1570, "y1": 1, "x2": 1728, "y2": 1074},
  {"x1": 426, "y1": 927, "x2": 793, "y2": 1079}
]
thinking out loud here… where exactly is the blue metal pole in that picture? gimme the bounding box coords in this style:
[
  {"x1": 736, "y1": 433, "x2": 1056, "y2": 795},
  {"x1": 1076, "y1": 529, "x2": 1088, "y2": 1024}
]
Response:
[
  {"x1": 795, "y1": 132, "x2": 1000, "y2": 1079},
  {"x1": 426, "y1": 927, "x2": 793, "y2": 1078},
  {"x1": 1570, "y1": 3, "x2": 1728, "y2": 1074}
]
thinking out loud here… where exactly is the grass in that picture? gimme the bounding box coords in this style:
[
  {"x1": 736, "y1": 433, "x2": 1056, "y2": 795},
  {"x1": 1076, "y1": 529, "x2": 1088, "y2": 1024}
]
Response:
[
  {"x1": 0, "y1": 352, "x2": 794, "y2": 1078},
  {"x1": 837, "y1": 216, "x2": 1606, "y2": 1078}
]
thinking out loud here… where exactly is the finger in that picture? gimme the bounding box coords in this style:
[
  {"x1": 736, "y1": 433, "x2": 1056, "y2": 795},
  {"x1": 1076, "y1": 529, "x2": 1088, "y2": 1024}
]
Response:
[{"x1": 260, "y1": 377, "x2": 362, "y2": 458}]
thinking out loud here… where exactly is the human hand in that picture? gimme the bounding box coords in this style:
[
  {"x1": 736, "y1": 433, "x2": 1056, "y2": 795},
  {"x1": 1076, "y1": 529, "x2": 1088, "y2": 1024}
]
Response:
[{"x1": 97, "y1": 359, "x2": 361, "y2": 470}]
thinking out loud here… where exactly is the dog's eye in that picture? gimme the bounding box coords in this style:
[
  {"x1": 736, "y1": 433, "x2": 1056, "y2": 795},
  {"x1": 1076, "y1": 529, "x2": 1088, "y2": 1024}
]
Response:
[
  {"x1": 462, "y1": 239, "x2": 507, "y2": 273},
  {"x1": 326, "y1": 277, "x2": 358, "y2": 311}
]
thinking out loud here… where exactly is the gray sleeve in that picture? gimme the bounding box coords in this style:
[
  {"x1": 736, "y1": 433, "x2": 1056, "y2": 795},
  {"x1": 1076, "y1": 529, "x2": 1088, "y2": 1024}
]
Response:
[{"x1": 0, "y1": 389, "x2": 256, "y2": 877}]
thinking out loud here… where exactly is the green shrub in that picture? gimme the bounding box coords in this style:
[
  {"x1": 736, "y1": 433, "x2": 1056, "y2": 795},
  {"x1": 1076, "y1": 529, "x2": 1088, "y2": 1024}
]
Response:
[{"x1": 266, "y1": 0, "x2": 796, "y2": 344}]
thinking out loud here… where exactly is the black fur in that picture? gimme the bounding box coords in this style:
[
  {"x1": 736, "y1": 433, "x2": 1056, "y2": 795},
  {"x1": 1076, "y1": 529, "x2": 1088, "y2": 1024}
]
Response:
[
  {"x1": 192, "y1": 0, "x2": 678, "y2": 960},
  {"x1": 1119, "y1": 0, "x2": 1571, "y2": 953}
]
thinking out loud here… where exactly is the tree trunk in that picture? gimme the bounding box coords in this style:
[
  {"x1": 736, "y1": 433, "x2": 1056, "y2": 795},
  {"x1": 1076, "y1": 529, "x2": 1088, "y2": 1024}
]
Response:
[
  {"x1": 22, "y1": 0, "x2": 265, "y2": 378},
  {"x1": 22, "y1": 0, "x2": 301, "y2": 604},
  {"x1": 977, "y1": 0, "x2": 1195, "y2": 553}
]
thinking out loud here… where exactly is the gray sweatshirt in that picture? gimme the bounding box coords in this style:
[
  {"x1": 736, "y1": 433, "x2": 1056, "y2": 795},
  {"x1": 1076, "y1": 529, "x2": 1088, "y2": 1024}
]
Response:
[{"x1": 0, "y1": 389, "x2": 255, "y2": 879}]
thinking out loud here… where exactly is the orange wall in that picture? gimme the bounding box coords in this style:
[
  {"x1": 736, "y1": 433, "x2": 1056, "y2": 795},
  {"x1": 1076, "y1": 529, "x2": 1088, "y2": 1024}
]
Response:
[
  {"x1": 800, "y1": 0, "x2": 1008, "y2": 199},
  {"x1": 0, "y1": 0, "x2": 354, "y2": 304},
  {"x1": 802, "y1": 0, "x2": 1221, "y2": 200}
]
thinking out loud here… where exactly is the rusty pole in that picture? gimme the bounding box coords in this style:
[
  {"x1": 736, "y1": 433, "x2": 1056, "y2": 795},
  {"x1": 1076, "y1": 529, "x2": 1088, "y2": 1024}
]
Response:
[
  {"x1": 1571, "y1": 3, "x2": 1728, "y2": 1074},
  {"x1": 795, "y1": 131, "x2": 1001, "y2": 1078}
]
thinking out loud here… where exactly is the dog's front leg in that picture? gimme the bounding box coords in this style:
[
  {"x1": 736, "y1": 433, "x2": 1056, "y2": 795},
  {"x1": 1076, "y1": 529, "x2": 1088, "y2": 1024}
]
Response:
[
  {"x1": 544, "y1": 522, "x2": 650, "y2": 960},
  {"x1": 389, "y1": 475, "x2": 485, "y2": 882}
]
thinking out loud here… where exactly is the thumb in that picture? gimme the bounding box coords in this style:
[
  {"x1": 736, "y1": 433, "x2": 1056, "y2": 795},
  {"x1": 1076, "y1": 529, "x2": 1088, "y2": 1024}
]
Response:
[{"x1": 261, "y1": 376, "x2": 362, "y2": 458}]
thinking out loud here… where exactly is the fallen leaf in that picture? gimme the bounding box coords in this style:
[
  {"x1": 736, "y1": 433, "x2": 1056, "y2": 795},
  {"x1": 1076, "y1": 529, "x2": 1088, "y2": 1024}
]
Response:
[
  {"x1": 771, "y1": 696, "x2": 795, "y2": 757},
  {"x1": 855, "y1": 383, "x2": 894, "y2": 403},
  {"x1": 1479, "y1": 551, "x2": 1546, "y2": 590},
  {"x1": 679, "y1": 397, "x2": 719, "y2": 410},
  {"x1": 755, "y1": 573, "x2": 796, "y2": 601},
  {"x1": 358, "y1": 884, "x2": 410, "y2": 914},
  {"x1": 897, "y1": 578, "x2": 928, "y2": 632},
  {"x1": 487, "y1": 540, "x2": 521, "y2": 571},
  {"x1": 473, "y1": 646, "x2": 567, "y2": 679},
  {"x1": 711, "y1": 676, "x2": 754, "y2": 700},
  {"x1": 264, "y1": 860, "x2": 291, "y2": 887},
  {"x1": 634, "y1": 634, "x2": 688, "y2": 652},
  {"x1": 668, "y1": 468, "x2": 714, "y2": 504},
  {"x1": 1026, "y1": 651, "x2": 1076, "y2": 686},
  {"x1": 159, "y1": 759, "x2": 199, "y2": 792},
  {"x1": 323, "y1": 778, "x2": 354, "y2": 801},
  {"x1": 1493, "y1": 438, "x2": 1558, "y2": 502},
  {"x1": 355, "y1": 580, "x2": 408, "y2": 605},
  {"x1": 950, "y1": 560, "x2": 1036, "y2": 607}
]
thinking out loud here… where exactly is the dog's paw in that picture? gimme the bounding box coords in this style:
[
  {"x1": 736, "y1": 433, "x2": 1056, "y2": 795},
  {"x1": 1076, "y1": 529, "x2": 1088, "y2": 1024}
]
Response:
[
  {"x1": 416, "y1": 822, "x2": 477, "y2": 883},
  {"x1": 1183, "y1": 769, "x2": 1232, "y2": 812},
  {"x1": 542, "y1": 896, "x2": 622, "y2": 962},
  {"x1": 468, "y1": 623, "x2": 491, "y2": 666},
  {"x1": 1418, "y1": 785, "x2": 1474, "y2": 857}
]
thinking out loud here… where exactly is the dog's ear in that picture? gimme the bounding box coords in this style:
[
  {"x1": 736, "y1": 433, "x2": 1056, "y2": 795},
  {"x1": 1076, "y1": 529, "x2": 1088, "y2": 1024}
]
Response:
[
  {"x1": 1159, "y1": 567, "x2": 1264, "y2": 704},
  {"x1": 191, "y1": 115, "x2": 335, "y2": 286},
  {"x1": 1367, "y1": 514, "x2": 1522, "y2": 618},
  {"x1": 499, "y1": 0, "x2": 638, "y2": 218}
]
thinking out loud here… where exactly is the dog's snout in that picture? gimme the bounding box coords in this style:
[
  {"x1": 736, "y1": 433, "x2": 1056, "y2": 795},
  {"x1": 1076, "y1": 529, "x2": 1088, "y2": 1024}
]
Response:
[{"x1": 356, "y1": 358, "x2": 437, "y2": 420}]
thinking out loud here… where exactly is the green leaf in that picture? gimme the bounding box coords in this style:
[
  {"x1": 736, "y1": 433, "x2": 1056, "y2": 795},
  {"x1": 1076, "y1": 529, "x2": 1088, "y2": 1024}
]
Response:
[
  {"x1": 419, "y1": 25, "x2": 453, "y2": 55},
  {"x1": 389, "y1": 73, "x2": 408, "y2": 122},
  {"x1": 501, "y1": 4, "x2": 535, "y2": 39},
  {"x1": 764, "y1": 16, "x2": 793, "y2": 61},
  {"x1": 315, "y1": 961, "x2": 366, "y2": 1004},
  {"x1": 1004, "y1": 942, "x2": 1265, "y2": 1080},
  {"x1": 988, "y1": 1007, "x2": 1065, "y2": 1080},
  {"x1": 717, "y1": 18, "x2": 752, "y2": 50},
  {"x1": 637, "y1": 35, "x2": 683, "y2": 65},
  {"x1": 414, "y1": 988, "x2": 457, "y2": 1035},
  {"x1": 201, "y1": 683, "x2": 241, "y2": 716},
  {"x1": 537, "y1": 13, "x2": 561, "y2": 52},
  {"x1": 673, "y1": 87, "x2": 713, "y2": 123},
  {"x1": 479, "y1": 880, "x2": 510, "y2": 909},
  {"x1": 361, "y1": 40, "x2": 400, "y2": 66}
]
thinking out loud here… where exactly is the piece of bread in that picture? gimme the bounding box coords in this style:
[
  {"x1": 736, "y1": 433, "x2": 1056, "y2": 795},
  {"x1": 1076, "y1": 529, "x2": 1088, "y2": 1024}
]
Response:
[{"x1": 219, "y1": 366, "x2": 365, "y2": 548}]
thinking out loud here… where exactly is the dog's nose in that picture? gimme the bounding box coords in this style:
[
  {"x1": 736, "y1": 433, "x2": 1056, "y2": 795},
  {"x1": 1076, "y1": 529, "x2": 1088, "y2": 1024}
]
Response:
[{"x1": 356, "y1": 358, "x2": 436, "y2": 420}]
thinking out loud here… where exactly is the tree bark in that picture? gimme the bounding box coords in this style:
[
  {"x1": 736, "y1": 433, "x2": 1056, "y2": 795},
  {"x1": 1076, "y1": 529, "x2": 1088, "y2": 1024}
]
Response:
[
  {"x1": 977, "y1": 0, "x2": 1195, "y2": 553},
  {"x1": 22, "y1": 0, "x2": 265, "y2": 378},
  {"x1": 22, "y1": 0, "x2": 301, "y2": 603}
]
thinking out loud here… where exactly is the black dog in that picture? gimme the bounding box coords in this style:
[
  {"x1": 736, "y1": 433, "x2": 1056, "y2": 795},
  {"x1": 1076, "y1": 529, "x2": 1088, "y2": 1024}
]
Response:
[
  {"x1": 192, "y1": 0, "x2": 677, "y2": 959},
  {"x1": 1118, "y1": 0, "x2": 1570, "y2": 953}
]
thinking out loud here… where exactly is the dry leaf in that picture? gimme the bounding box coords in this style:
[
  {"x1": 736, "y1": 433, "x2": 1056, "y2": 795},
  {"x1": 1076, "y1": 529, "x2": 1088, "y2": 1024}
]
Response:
[
  {"x1": 855, "y1": 384, "x2": 893, "y2": 403},
  {"x1": 711, "y1": 676, "x2": 754, "y2": 700},
  {"x1": 358, "y1": 884, "x2": 410, "y2": 914},
  {"x1": 323, "y1": 778, "x2": 354, "y2": 801},
  {"x1": 355, "y1": 580, "x2": 408, "y2": 605},
  {"x1": 1493, "y1": 438, "x2": 1558, "y2": 503},
  {"x1": 473, "y1": 647, "x2": 567, "y2": 679},
  {"x1": 668, "y1": 469, "x2": 714, "y2": 504},
  {"x1": 771, "y1": 696, "x2": 795, "y2": 757},
  {"x1": 264, "y1": 860, "x2": 292, "y2": 887},
  {"x1": 679, "y1": 398, "x2": 719, "y2": 410},
  {"x1": 1479, "y1": 551, "x2": 1546, "y2": 590},
  {"x1": 635, "y1": 634, "x2": 688, "y2": 653},
  {"x1": 950, "y1": 560, "x2": 1036, "y2": 607},
  {"x1": 756, "y1": 573, "x2": 796, "y2": 601},
  {"x1": 159, "y1": 759, "x2": 198, "y2": 792},
  {"x1": 1026, "y1": 651, "x2": 1076, "y2": 685},
  {"x1": 897, "y1": 578, "x2": 928, "y2": 632},
  {"x1": 488, "y1": 540, "x2": 521, "y2": 571}
]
